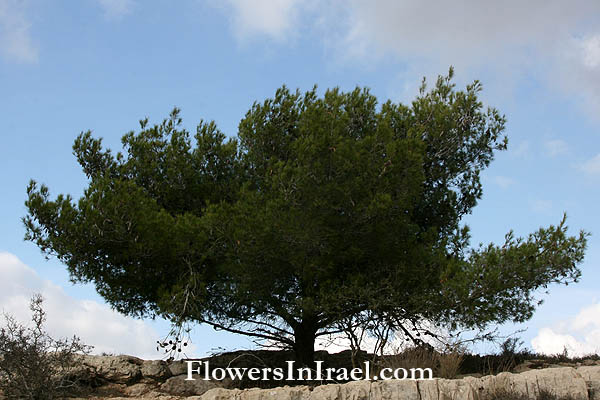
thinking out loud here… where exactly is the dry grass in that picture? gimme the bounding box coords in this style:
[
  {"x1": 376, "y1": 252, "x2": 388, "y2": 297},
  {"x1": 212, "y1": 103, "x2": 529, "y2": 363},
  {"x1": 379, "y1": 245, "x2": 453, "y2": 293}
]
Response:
[
  {"x1": 437, "y1": 348, "x2": 464, "y2": 378},
  {"x1": 378, "y1": 346, "x2": 438, "y2": 374},
  {"x1": 485, "y1": 388, "x2": 581, "y2": 400},
  {"x1": 376, "y1": 345, "x2": 465, "y2": 379}
]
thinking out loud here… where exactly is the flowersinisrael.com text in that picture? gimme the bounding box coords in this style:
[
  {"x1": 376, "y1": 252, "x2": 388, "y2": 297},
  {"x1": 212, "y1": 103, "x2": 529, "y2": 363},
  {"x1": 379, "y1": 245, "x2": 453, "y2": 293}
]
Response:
[{"x1": 185, "y1": 361, "x2": 433, "y2": 382}]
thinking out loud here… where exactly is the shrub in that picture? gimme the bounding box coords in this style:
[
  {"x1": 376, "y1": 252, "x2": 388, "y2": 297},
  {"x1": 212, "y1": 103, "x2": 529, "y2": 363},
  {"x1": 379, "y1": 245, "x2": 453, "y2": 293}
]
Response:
[{"x1": 0, "y1": 294, "x2": 92, "y2": 400}]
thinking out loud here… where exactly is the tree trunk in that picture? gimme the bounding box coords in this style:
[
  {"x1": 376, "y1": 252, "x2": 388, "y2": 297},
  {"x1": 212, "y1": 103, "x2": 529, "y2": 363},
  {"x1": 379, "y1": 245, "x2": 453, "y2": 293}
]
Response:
[{"x1": 293, "y1": 321, "x2": 317, "y2": 367}]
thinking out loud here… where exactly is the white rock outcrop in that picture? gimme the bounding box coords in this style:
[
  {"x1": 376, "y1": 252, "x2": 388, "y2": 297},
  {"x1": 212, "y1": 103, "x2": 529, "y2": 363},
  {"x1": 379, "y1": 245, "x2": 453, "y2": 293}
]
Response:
[
  {"x1": 3, "y1": 355, "x2": 597, "y2": 399},
  {"x1": 187, "y1": 366, "x2": 596, "y2": 400}
]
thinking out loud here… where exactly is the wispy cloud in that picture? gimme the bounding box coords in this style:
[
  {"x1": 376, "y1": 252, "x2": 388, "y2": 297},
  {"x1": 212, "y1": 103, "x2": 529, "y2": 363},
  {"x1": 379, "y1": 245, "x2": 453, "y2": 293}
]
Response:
[
  {"x1": 0, "y1": 0, "x2": 37, "y2": 63},
  {"x1": 493, "y1": 176, "x2": 515, "y2": 189},
  {"x1": 512, "y1": 141, "x2": 531, "y2": 158},
  {"x1": 544, "y1": 139, "x2": 569, "y2": 157},
  {"x1": 97, "y1": 0, "x2": 135, "y2": 20},
  {"x1": 580, "y1": 153, "x2": 600, "y2": 175},
  {"x1": 532, "y1": 302, "x2": 600, "y2": 356},
  {"x1": 530, "y1": 199, "x2": 553, "y2": 214}
]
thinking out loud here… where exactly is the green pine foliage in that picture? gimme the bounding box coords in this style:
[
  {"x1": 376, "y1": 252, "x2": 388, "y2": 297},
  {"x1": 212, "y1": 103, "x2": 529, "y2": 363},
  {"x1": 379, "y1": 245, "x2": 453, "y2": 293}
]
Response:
[{"x1": 23, "y1": 69, "x2": 588, "y2": 365}]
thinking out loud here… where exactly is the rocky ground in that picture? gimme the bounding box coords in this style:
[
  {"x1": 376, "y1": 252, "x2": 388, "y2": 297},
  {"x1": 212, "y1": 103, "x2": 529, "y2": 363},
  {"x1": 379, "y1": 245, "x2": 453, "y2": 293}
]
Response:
[
  {"x1": 55, "y1": 354, "x2": 600, "y2": 399},
  {"x1": 2, "y1": 352, "x2": 600, "y2": 399}
]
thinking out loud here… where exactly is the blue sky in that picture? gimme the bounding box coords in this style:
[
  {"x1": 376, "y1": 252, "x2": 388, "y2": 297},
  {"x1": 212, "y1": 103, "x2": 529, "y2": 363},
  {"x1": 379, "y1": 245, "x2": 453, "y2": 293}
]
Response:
[{"x1": 1, "y1": 0, "x2": 599, "y2": 359}]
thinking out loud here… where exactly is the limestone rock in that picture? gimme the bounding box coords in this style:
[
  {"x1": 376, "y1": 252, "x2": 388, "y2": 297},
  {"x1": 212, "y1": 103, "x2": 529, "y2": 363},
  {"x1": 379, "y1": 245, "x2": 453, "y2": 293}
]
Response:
[
  {"x1": 160, "y1": 374, "x2": 221, "y2": 397},
  {"x1": 577, "y1": 366, "x2": 600, "y2": 400},
  {"x1": 123, "y1": 382, "x2": 157, "y2": 397},
  {"x1": 189, "y1": 366, "x2": 597, "y2": 400},
  {"x1": 523, "y1": 367, "x2": 588, "y2": 399},
  {"x1": 141, "y1": 360, "x2": 172, "y2": 381},
  {"x1": 168, "y1": 360, "x2": 190, "y2": 376},
  {"x1": 78, "y1": 354, "x2": 143, "y2": 384},
  {"x1": 309, "y1": 384, "x2": 341, "y2": 400},
  {"x1": 234, "y1": 385, "x2": 311, "y2": 400},
  {"x1": 189, "y1": 388, "x2": 243, "y2": 400},
  {"x1": 19, "y1": 355, "x2": 600, "y2": 400}
]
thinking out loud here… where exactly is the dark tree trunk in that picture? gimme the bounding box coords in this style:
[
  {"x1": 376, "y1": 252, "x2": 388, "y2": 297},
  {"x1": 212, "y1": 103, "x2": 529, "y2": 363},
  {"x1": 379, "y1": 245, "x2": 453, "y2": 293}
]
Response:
[{"x1": 293, "y1": 321, "x2": 317, "y2": 367}]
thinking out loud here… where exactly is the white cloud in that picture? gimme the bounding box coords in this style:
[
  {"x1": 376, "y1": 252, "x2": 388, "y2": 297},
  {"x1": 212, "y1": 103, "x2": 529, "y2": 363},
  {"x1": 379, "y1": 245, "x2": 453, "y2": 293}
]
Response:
[
  {"x1": 581, "y1": 153, "x2": 600, "y2": 175},
  {"x1": 316, "y1": 319, "x2": 453, "y2": 355},
  {"x1": 512, "y1": 141, "x2": 531, "y2": 158},
  {"x1": 554, "y1": 34, "x2": 600, "y2": 117},
  {"x1": 544, "y1": 139, "x2": 569, "y2": 157},
  {"x1": 219, "y1": 0, "x2": 304, "y2": 41},
  {"x1": 532, "y1": 303, "x2": 600, "y2": 357},
  {"x1": 97, "y1": 0, "x2": 135, "y2": 19},
  {"x1": 0, "y1": 252, "x2": 161, "y2": 359},
  {"x1": 530, "y1": 199, "x2": 553, "y2": 214},
  {"x1": 211, "y1": 1, "x2": 600, "y2": 117},
  {"x1": 340, "y1": 1, "x2": 598, "y2": 58},
  {"x1": 579, "y1": 34, "x2": 600, "y2": 70},
  {"x1": 493, "y1": 176, "x2": 515, "y2": 189},
  {"x1": 343, "y1": 1, "x2": 600, "y2": 116},
  {"x1": 0, "y1": 0, "x2": 37, "y2": 63}
]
